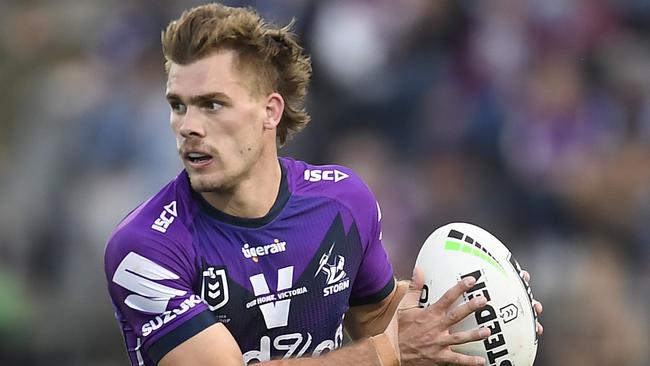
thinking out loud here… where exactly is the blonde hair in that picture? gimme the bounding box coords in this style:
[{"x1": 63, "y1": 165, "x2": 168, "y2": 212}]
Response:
[{"x1": 162, "y1": 3, "x2": 312, "y2": 145}]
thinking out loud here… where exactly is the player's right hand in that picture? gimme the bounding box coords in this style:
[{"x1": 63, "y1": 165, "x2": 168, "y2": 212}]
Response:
[{"x1": 384, "y1": 268, "x2": 491, "y2": 366}]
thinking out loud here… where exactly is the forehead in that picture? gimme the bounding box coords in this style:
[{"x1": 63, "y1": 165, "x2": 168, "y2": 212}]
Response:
[{"x1": 166, "y1": 50, "x2": 246, "y2": 96}]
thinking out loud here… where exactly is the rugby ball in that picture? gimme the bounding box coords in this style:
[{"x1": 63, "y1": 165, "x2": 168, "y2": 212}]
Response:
[{"x1": 415, "y1": 223, "x2": 538, "y2": 366}]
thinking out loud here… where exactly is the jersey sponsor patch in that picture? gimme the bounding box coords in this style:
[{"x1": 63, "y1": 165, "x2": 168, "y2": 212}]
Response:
[
  {"x1": 247, "y1": 266, "x2": 308, "y2": 329},
  {"x1": 243, "y1": 322, "x2": 344, "y2": 363},
  {"x1": 141, "y1": 295, "x2": 203, "y2": 337},
  {"x1": 242, "y1": 239, "x2": 287, "y2": 262},
  {"x1": 201, "y1": 266, "x2": 230, "y2": 311},
  {"x1": 151, "y1": 201, "x2": 178, "y2": 233},
  {"x1": 303, "y1": 169, "x2": 349, "y2": 183},
  {"x1": 113, "y1": 252, "x2": 187, "y2": 314}
]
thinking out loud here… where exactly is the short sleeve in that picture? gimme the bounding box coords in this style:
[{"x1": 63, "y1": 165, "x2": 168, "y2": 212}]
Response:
[
  {"x1": 341, "y1": 176, "x2": 395, "y2": 306},
  {"x1": 105, "y1": 227, "x2": 215, "y2": 364}
]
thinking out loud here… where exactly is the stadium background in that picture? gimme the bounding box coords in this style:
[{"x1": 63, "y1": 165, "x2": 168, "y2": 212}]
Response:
[{"x1": 1, "y1": 0, "x2": 649, "y2": 364}]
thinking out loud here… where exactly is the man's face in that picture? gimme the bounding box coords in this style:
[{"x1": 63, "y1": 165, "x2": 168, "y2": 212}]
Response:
[{"x1": 166, "y1": 51, "x2": 271, "y2": 192}]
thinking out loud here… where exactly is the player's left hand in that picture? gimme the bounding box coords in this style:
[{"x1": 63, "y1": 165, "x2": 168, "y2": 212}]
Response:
[{"x1": 520, "y1": 270, "x2": 543, "y2": 336}]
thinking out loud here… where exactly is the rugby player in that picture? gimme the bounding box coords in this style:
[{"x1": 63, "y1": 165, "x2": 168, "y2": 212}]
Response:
[{"x1": 105, "y1": 4, "x2": 542, "y2": 366}]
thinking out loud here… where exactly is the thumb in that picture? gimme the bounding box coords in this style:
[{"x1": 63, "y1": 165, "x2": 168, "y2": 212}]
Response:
[
  {"x1": 383, "y1": 268, "x2": 425, "y2": 362},
  {"x1": 398, "y1": 266, "x2": 425, "y2": 310},
  {"x1": 410, "y1": 266, "x2": 425, "y2": 290}
]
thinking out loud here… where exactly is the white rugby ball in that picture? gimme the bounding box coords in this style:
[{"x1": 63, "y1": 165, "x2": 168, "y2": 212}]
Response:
[{"x1": 415, "y1": 223, "x2": 538, "y2": 366}]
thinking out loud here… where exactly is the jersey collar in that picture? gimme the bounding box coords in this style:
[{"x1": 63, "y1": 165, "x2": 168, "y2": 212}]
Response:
[{"x1": 190, "y1": 159, "x2": 290, "y2": 228}]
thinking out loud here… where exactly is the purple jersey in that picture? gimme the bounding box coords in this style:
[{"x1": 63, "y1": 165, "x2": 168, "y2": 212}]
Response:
[{"x1": 105, "y1": 157, "x2": 394, "y2": 365}]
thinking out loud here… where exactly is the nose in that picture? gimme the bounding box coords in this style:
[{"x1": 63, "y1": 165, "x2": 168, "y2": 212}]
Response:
[{"x1": 178, "y1": 108, "x2": 206, "y2": 138}]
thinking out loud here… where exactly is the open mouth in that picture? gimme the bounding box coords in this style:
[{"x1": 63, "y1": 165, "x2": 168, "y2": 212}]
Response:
[{"x1": 185, "y1": 152, "x2": 213, "y2": 166}]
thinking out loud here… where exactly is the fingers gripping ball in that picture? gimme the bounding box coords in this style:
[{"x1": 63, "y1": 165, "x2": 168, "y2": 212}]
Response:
[{"x1": 416, "y1": 223, "x2": 539, "y2": 366}]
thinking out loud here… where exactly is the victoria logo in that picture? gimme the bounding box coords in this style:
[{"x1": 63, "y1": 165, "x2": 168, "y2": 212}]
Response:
[
  {"x1": 248, "y1": 266, "x2": 308, "y2": 329},
  {"x1": 315, "y1": 243, "x2": 349, "y2": 297},
  {"x1": 201, "y1": 266, "x2": 230, "y2": 311}
]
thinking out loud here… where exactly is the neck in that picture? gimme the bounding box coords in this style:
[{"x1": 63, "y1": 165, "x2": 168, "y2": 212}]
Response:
[{"x1": 199, "y1": 153, "x2": 282, "y2": 219}]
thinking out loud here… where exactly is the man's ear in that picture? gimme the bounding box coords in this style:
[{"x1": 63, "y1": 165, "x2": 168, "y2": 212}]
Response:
[{"x1": 263, "y1": 92, "x2": 284, "y2": 130}]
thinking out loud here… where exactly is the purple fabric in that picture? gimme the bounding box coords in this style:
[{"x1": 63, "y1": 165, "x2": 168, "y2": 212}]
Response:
[{"x1": 105, "y1": 158, "x2": 394, "y2": 365}]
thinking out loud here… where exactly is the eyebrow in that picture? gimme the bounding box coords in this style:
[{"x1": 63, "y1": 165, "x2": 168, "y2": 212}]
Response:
[{"x1": 165, "y1": 92, "x2": 232, "y2": 106}]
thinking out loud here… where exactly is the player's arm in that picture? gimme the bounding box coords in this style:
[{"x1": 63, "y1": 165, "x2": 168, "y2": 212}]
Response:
[
  {"x1": 158, "y1": 323, "x2": 244, "y2": 366},
  {"x1": 337, "y1": 177, "x2": 408, "y2": 340},
  {"x1": 161, "y1": 282, "x2": 411, "y2": 365},
  {"x1": 159, "y1": 323, "x2": 394, "y2": 366},
  {"x1": 344, "y1": 279, "x2": 409, "y2": 339},
  {"x1": 160, "y1": 271, "x2": 490, "y2": 366}
]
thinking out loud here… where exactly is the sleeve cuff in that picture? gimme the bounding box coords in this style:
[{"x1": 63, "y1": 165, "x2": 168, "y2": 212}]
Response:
[
  {"x1": 349, "y1": 277, "x2": 395, "y2": 306},
  {"x1": 146, "y1": 308, "x2": 217, "y2": 364}
]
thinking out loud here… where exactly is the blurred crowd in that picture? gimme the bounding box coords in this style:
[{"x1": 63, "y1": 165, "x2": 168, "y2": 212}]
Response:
[{"x1": 1, "y1": 0, "x2": 649, "y2": 365}]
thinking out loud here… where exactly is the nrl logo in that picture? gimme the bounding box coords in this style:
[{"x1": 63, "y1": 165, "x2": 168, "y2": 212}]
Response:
[{"x1": 201, "y1": 266, "x2": 230, "y2": 311}]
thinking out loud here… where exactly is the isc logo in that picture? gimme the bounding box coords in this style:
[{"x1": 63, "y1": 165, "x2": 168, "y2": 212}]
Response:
[
  {"x1": 151, "y1": 201, "x2": 178, "y2": 233},
  {"x1": 303, "y1": 169, "x2": 349, "y2": 183}
]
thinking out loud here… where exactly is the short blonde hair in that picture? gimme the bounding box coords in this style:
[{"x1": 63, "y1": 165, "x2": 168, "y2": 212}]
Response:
[{"x1": 162, "y1": 3, "x2": 312, "y2": 145}]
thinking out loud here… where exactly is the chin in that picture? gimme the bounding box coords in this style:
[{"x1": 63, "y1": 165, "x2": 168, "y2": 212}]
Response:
[
  {"x1": 188, "y1": 173, "x2": 221, "y2": 192},
  {"x1": 188, "y1": 171, "x2": 235, "y2": 192}
]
